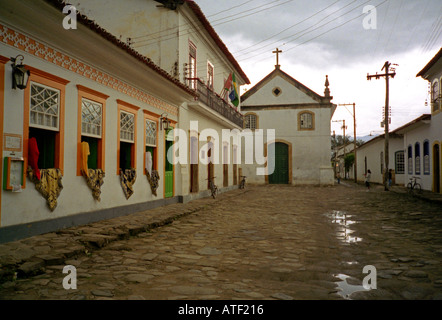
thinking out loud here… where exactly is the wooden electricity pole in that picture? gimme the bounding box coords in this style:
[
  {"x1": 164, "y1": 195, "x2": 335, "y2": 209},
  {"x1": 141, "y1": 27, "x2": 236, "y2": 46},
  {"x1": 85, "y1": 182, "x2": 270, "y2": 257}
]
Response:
[
  {"x1": 338, "y1": 103, "x2": 357, "y2": 183},
  {"x1": 332, "y1": 119, "x2": 346, "y2": 178},
  {"x1": 367, "y1": 61, "x2": 397, "y2": 191}
]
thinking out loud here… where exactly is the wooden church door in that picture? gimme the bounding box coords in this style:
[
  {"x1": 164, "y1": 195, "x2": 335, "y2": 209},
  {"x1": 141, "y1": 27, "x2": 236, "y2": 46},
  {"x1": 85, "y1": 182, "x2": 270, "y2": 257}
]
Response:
[{"x1": 268, "y1": 142, "x2": 289, "y2": 184}]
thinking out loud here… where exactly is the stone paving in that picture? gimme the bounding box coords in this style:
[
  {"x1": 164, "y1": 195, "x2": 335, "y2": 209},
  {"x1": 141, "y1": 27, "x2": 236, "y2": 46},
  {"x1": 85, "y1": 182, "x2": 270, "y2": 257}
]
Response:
[{"x1": 0, "y1": 182, "x2": 441, "y2": 300}]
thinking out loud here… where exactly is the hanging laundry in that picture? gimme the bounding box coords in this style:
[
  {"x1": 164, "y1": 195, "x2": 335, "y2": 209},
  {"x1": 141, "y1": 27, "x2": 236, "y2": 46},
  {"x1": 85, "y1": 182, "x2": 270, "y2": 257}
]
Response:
[
  {"x1": 147, "y1": 169, "x2": 160, "y2": 196},
  {"x1": 28, "y1": 168, "x2": 63, "y2": 211},
  {"x1": 28, "y1": 137, "x2": 41, "y2": 180},
  {"x1": 84, "y1": 168, "x2": 105, "y2": 201},
  {"x1": 120, "y1": 168, "x2": 136, "y2": 199}
]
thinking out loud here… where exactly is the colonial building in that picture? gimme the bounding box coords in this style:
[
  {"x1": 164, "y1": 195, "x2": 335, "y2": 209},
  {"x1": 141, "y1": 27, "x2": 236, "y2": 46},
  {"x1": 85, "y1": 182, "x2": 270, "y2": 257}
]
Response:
[
  {"x1": 240, "y1": 62, "x2": 336, "y2": 186},
  {"x1": 356, "y1": 47, "x2": 442, "y2": 192},
  {"x1": 0, "y1": 0, "x2": 249, "y2": 242},
  {"x1": 356, "y1": 131, "x2": 406, "y2": 186},
  {"x1": 407, "y1": 47, "x2": 442, "y2": 193},
  {"x1": 75, "y1": 0, "x2": 250, "y2": 202}
]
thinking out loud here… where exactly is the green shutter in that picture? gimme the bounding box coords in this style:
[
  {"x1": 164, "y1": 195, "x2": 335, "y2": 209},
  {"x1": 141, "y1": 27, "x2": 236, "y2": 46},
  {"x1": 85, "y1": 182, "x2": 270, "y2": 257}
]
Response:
[{"x1": 165, "y1": 139, "x2": 173, "y2": 197}]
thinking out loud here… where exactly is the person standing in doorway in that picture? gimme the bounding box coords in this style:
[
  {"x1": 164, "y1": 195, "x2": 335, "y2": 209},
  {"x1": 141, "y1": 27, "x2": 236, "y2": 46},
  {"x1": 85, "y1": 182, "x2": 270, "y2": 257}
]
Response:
[{"x1": 365, "y1": 170, "x2": 371, "y2": 191}]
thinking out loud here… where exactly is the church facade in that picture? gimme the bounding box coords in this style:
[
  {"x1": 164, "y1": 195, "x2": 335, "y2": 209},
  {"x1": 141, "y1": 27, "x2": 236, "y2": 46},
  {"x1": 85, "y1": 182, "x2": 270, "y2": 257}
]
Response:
[{"x1": 240, "y1": 64, "x2": 336, "y2": 186}]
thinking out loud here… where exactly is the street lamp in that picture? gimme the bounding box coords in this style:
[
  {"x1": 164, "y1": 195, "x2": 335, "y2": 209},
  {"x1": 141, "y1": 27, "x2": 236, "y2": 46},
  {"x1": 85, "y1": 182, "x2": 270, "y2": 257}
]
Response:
[
  {"x1": 160, "y1": 113, "x2": 171, "y2": 131},
  {"x1": 11, "y1": 55, "x2": 30, "y2": 90}
]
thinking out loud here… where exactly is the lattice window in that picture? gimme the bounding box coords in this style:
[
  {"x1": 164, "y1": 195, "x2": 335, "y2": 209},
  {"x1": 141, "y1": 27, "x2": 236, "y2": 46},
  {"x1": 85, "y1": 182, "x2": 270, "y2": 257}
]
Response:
[
  {"x1": 245, "y1": 114, "x2": 257, "y2": 130},
  {"x1": 145, "y1": 119, "x2": 157, "y2": 147},
  {"x1": 30, "y1": 82, "x2": 60, "y2": 131},
  {"x1": 81, "y1": 98, "x2": 102, "y2": 138},
  {"x1": 300, "y1": 112, "x2": 313, "y2": 129},
  {"x1": 120, "y1": 111, "x2": 135, "y2": 143},
  {"x1": 395, "y1": 151, "x2": 405, "y2": 174}
]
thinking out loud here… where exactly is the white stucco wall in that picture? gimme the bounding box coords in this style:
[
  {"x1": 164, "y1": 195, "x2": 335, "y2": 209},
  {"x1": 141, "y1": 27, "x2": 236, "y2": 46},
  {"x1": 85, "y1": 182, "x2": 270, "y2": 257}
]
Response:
[
  {"x1": 403, "y1": 115, "x2": 442, "y2": 191},
  {"x1": 0, "y1": 29, "x2": 183, "y2": 227},
  {"x1": 356, "y1": 137, "x2": 405, "y2": 186}
]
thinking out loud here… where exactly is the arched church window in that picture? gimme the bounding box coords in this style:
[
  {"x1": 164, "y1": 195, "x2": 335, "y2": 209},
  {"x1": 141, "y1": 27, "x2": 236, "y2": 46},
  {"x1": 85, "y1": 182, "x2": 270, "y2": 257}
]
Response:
[
  {"x1": 244, "y1": 113, "x2": 258, "y2": 130},
  {"x1": 298, "y1": 111, "x2": 314, "y2": 130}
]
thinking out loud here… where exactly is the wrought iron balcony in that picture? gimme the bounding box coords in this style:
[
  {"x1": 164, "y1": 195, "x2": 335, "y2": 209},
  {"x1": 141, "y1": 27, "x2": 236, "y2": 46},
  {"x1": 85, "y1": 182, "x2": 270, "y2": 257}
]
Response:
[{"x1": 189, "y1": 78, "x2": 244, "y2": 128}]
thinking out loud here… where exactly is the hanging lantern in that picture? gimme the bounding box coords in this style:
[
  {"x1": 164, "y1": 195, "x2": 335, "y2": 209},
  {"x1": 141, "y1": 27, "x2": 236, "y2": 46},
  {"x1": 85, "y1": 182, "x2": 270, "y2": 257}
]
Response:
[{"x1": 11, "y1": 55, "x2": 30, "y2": 90}]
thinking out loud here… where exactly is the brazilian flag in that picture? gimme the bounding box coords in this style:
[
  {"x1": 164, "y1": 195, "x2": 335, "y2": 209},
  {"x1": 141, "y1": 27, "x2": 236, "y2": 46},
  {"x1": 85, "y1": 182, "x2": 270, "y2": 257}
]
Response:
[{"x1": 229, "y1": 73, "x2": 239, "y2": 107}]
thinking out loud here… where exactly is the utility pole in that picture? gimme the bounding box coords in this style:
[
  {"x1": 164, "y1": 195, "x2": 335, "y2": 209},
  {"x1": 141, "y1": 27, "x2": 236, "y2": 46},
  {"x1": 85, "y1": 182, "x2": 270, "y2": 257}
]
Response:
[
  {"x1": 338, "y1": 103, "x2": 357, "y2": 183},
  {"x1": 332, "y1": 119, "x2": 346, "y2": 178},
  {"x1": 367, "y1": 61, "x2": 397, "y2": 191}
]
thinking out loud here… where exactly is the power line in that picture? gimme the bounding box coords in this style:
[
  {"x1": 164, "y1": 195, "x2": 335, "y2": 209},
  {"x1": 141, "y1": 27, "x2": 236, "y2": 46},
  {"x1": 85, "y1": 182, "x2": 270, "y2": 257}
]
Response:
[
  {"x1": 206, "y1": 0, "x2": 257, "y2": 18},
  {"x1": 239, "y1": 0, "x2": 383, "y2": 63},
  {"x1": 232, "y1": 0, "x2": 342, "y2": 55},
  {"x1": 133, "y1": 0, "x2": 294, "y2": 48},
  {"x1": 236, "y1": 0, "x2": 361, "y2": 59}
]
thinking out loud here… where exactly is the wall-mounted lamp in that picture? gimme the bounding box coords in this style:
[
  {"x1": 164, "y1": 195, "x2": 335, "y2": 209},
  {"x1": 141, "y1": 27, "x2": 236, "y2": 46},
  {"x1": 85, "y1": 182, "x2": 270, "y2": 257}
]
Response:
[
  {"x1": 11, "y1": 55, "x2": 30, "y2": 90},
  {"x1": 160, "y1": 113, "x2": 171, "y2": 131}
]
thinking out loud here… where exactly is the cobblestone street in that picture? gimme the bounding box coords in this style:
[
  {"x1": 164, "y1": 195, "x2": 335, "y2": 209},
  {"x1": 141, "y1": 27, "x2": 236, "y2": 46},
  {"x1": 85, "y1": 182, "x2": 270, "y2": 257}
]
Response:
[{"x1": 0, "y1": 182, "x2": 441, "y2": 300}]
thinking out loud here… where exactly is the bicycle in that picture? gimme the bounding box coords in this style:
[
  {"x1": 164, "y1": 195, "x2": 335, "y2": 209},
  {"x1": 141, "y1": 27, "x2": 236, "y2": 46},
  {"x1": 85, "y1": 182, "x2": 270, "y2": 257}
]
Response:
[
  {"x1": 206, "y1": 176, "x2": 218, "y2": 199},
  {"x1": 239, "y1": 175, "x2": 246, "y2": 189},
  {"x1": 407, "y1": 176, "x2": 422, "y2": 194}
]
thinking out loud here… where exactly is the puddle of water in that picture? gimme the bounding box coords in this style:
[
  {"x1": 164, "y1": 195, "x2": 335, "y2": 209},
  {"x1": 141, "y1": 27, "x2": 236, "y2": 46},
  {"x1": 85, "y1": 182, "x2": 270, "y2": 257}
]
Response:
[
  {"x1": 334, "y1": 274, "x2": 370, "y2": 299},
  {"x1": 326, "y1": 210, "x2": 362, "y2": 243}
]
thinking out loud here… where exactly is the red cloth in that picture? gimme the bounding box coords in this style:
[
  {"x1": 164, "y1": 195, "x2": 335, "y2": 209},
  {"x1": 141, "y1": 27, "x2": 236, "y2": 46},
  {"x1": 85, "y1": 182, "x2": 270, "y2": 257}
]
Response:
[{"x1": 28, "y1": 137, "x2": 40, "y2": 180}]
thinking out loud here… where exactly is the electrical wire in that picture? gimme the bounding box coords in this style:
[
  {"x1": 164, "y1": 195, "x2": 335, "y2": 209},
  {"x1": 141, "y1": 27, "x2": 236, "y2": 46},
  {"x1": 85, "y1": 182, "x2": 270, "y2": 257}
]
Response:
[
  {"x1": 133, "y1": 0, "x2": 294, "y2": 47},
  {"x1": 232, "y1": 0, "x2": 342, "y2": 55},
  {"x1": 238, "y1": 0, "x2": 381, "y2": 63}
]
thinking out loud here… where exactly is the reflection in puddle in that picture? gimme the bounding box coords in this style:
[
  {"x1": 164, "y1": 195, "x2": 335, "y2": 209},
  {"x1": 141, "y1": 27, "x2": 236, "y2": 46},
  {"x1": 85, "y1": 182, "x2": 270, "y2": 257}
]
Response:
[
  {"x1": 334, "y1": 274, "x2": 370, "y2": 299},
  {"x1": 326, "y1": 210, "x2": 362, "y2": 243}
]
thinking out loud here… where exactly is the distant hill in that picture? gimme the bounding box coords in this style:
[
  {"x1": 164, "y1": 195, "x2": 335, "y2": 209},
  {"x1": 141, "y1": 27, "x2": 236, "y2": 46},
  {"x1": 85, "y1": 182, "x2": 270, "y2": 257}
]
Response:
[{"x1": 357, "y1": 134, "x2": 380, "y2": 143}]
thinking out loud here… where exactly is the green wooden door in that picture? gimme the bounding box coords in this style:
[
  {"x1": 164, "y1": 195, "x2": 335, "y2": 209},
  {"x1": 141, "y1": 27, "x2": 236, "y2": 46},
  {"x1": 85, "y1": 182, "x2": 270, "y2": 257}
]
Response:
[
  {"x1": 268, "y1": 142, "x2": 289, "y2": 184},
  {"x1": 165, "y1": 136, "x2": 173, "y2": 198}
]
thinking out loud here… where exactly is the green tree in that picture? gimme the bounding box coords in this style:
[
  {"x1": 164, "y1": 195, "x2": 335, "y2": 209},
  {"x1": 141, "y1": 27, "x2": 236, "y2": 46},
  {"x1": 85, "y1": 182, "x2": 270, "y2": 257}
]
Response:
[{"x1": 344, "y1": 153, "x2": 355, "y2": 175}]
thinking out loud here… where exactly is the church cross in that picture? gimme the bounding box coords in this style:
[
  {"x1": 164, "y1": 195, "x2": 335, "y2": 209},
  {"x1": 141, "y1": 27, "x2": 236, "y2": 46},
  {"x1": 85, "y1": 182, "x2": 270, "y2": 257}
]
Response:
[{"x1": 273, "y1": 48, "x2": 282, "y2": 68}]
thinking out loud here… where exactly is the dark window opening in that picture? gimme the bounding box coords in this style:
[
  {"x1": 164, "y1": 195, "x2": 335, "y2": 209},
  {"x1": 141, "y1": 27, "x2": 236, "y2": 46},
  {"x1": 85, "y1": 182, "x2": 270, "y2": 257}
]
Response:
[
  {"x1": 120, "y1": 142, "x2": 132, "y2": 171},
  {"x1": 82, "y1": 136, "x2": 99, "y2": 170},
  {"x1": 29, "y1": 127, "x2": 56, "y2": 169}
]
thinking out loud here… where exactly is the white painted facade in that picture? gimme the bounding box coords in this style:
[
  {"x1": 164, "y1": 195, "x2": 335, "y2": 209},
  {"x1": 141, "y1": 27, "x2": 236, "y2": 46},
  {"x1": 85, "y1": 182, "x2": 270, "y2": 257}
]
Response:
[
  {"x1": 0, "y1": 0, "x2": 250, "y2": 236},
  {"x1": 75, "y1": 0, "x2": 250, "y2": 200},
  {"x1": 0, "y1": 1, "x2": 193, "y2": 227},
  {"x1": 356, "y1": 134, "x2": 405, "y2": 186},
  {"x1": 240, "y1": 67, "x2": 335, "y2": 185},
  {"x1": 356, "y1": 48, "x2": 442, "y2": 192}
]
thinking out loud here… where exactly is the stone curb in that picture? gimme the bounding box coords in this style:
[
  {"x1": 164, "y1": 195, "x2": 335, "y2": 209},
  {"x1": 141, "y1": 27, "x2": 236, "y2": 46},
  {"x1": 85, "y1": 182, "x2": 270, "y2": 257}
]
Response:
[{"x1": 0, "y1": 189, "x2": 248, "y2": 285}]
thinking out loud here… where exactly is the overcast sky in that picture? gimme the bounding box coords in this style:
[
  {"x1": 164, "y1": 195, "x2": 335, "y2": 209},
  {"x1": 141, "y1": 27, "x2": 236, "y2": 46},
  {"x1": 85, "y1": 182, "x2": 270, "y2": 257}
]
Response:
[{"x1": 194, "y1": 0, "x2": 442, "y2": 137}]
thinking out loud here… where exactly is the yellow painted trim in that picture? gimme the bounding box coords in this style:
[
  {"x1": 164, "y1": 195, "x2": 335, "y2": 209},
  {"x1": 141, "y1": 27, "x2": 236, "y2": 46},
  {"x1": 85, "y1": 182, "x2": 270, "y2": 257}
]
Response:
[
  {"x1": 298, "y1": 110, "x2": 315, "y2": 131},
  {"x1": 264, "y1": 139, "x2": 293, "y2": 185},
  {"x1": 243, "y1": 112, "x2": 259, "y2": 130}
]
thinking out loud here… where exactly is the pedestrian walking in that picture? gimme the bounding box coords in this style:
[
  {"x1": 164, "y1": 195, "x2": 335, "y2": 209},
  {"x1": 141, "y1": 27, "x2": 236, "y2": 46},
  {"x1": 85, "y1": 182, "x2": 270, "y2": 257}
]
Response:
[
  {"x1": 364, "y1": 170, "x2": 371, "y2": 191},
  {"x1": 337, "y1": 172, "x2": 341, "y2": 184},
  {"x1": 388, "y1": 169, "x2": 392, "y2": 187}
]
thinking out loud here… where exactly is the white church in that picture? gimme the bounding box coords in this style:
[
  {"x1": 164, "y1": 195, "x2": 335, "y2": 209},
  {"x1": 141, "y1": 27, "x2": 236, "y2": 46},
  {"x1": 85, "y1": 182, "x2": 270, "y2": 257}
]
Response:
[{"x1": 240, "y1": 51, "x2": 336, "y2": 186}]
